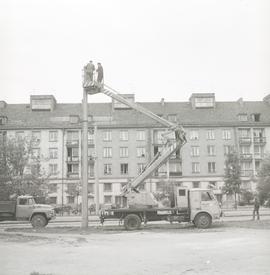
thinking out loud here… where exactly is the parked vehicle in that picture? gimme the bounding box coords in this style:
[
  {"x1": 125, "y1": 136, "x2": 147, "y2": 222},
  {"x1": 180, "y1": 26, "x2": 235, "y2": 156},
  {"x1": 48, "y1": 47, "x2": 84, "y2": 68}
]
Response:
[{"x1": 0, "y1": 195, "x2": 56, "y2": 228}]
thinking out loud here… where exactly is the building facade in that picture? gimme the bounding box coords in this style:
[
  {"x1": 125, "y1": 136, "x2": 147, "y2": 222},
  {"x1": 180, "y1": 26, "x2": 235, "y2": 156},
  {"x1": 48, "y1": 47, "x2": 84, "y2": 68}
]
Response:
[{"x1": 1, "y1": 93, "x2": 270, "y2": 207}]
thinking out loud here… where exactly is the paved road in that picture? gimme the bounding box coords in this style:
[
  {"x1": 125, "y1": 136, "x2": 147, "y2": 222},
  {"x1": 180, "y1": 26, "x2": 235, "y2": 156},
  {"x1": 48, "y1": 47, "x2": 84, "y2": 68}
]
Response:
[{"x1": 1, "y1": 208, "x2": 269, "y2": 229}]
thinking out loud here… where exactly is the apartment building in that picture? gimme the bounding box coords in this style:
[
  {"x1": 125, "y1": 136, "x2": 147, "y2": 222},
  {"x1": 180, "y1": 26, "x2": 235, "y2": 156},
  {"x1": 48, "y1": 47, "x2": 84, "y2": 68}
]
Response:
[{"x1": 1, "y1": 93, "x2": 270, "y2": 206}]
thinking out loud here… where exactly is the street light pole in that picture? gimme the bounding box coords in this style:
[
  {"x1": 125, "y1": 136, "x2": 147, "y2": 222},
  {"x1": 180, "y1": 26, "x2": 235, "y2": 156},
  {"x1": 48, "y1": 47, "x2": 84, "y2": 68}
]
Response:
[
  {"x1": 81, "y1": 88, "x2": 88, "y2": 228},
  {"x1": 94, "y1": 124, "x2": 100, "y2": 214}
]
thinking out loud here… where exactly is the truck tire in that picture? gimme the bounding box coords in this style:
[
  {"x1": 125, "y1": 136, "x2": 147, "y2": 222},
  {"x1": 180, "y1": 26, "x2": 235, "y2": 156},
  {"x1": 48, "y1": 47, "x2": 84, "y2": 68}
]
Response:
[
  {"x1": 194, "y1": 213, "x2": 212, "y2": 229},
  {"x1": 31, "y1": 214, "x2": 47, "y2": 228},
  {"x1": 124, "y1": 214, "x2": 141, "y2": 230}
]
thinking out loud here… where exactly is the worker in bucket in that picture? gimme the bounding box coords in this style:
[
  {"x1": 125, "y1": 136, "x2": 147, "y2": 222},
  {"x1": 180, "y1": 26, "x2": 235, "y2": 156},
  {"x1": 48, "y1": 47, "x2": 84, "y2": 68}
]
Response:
[
  {"x1": 96, "y1": 62, "x2": 104, "y2": 83},
  {"x1": 86, "y1": 60, "x2": 95, "y2": 81}
]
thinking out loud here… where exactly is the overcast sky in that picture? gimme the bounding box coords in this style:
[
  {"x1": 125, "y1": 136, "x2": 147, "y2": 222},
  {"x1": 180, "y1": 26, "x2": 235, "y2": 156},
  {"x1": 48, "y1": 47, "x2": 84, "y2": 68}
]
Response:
[{"x1": 0, "y1": 0, "x2": 270, "y2": 104}]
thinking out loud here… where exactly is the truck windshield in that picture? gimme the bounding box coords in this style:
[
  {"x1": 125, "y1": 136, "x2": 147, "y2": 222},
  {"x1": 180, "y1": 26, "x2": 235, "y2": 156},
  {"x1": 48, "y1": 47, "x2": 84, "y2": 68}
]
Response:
[{"x1": 28, "y1": 198, "x2": 36, "y2": 205}]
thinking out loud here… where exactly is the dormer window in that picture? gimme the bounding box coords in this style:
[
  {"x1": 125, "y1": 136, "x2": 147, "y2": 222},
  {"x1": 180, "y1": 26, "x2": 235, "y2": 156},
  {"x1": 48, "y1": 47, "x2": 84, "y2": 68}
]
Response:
[
  {"x1": 194, "y1": 97, "x2": 214, "y2": 108},
  {"x1": 238, "y1": 113, "x2": 248, "y2": 122},
  {"x1": 0, "y1": 116, "x2": 7, "y2": 125},
  {"x1": 251, "y1": 113, "x2": 260, "y2": 122}
]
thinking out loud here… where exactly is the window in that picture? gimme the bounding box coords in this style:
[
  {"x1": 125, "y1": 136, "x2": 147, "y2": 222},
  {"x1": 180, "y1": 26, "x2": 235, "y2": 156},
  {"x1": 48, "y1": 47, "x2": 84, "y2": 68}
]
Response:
[
  {"x1": 136, "y1": 130, "x2": 145, "y2": 141},
  {"x1": 194, "y1": 97, "x2": 214, "y2": 108},
  {"x1": 251, "y1": 113, "x2": 260, "y2": 122},
  {"x1": 15, "y1": 131, "x2": 24, "y2": 140},
  {"x1": 168, "y1": 114, "x2": 177, "y2": 122},
  {"x1": 209, "y1": 181, "x2": 217, "y2": 189},
  {"x1": 103, "y1": 147, "x2": 112, "y2": 158},
  {"x1": 104, "y1": 195, "x2": 112, "y2": 204},
  {"x1": 49, "y1": 164, "x2": 58, "y2": 175},
  {"x1": 69, "y1": 115, "x2": 79, "y2": 124},
  {"x1": 254, "y1": 145, "x2": 264, "y2": 157},
  {"x1": 88, "y1": 163, "x2": 94, "y2": 177},
  {"x1": 49, "y1": 148, "x2": 58, "y2": 159},
  {"x1": 88, "y1": 130, "x2": 94, "y2": 144},
  {"x1": 67, "y1": 131, "x2": 79, "y2": 141},
  {"x1": 138, "y1": 163, "x2": 145, "y2": 174},
  {"x1": 32, "y1": 131, "x2": 41, "y2": 144},
  {"x1": 207, "y1": 145, "x2": 216, "y2": 156},
  {"x1": 19, "y1": 198, "x2": 28, "y2": 205},
  {"x1": 49, "y1": 131, "x2": 58, "y2": 142},
  {"x1": 88, "y1": 183, "x2": 94, "y2": 193},
  {"x1": 48, "y1": 197, "x2": 57, "y2": 204},
  {"x1": 155, "y1": 130, "x2": 165, "y2": 143},
  {"x1": 222, "y1": 129, "x2": 231, "y2": 140},
  {"x1": 0, "y1": 116, "x2": 7, "y2": 125},
  {"x1": 224, "y1": 145, "x2": 233, "y2": 155},
  {"x1": 88, "y1": 147, "x2": 95, "y2": 160},
  {"x1": 103, "y1": 130, "x2": 112, "y2": 141},
  {"x1": 67, "y1": 196, "x2": 75, "y2": 204},
  {"x1": 67, "y1": 147, "x2": 79, "y2": 161},
  {"x1": 137, "y1": 147, "x2": 146, "y2": 157},
  {"x1": 191, "y1": 146, "x2": 200, "y2": 157},
  {"x1": 192, "y1": 181, "x2": 200, "y2": 188},
  {"x1": 120, "y1": 147, "x2": 129, "y2": 158},
  {"x1": 104, "y1": 164, "x2": 112, "y2": 175},
  {"x1": 206, "y1": 129, "x2": 215, "y2": 140},
  {"x1": 240, "y1": 145, "x2": 250, "y2": 154},
  {"x1": 104, "y1": 183, "x2": 112, "y2": 192},
  {"x1": 192, "y1": 162, "x2": 200, "y2": 173},
  {"x1": 201, "y1": 191, "x2": 213, "y2": 201},
  {"x1": 238, "y1": 113, "x2": 248, "y2": 122},
  {"x1": 120, "y1": 130, "x2": 128, "y2": 141},
  {"x1": 208, "y1": 162, "x2": 216, "y2": 173},
  {"x1": 67, "y1": 163, "x2": 79, "y2": 173},
  {"x1": 239, "y1": 129, "x2": 250, "y2": 138},
  {"x1": 120, "y1": 163, "x2": 128, "y2": 175},
  {"x1": 48, "y1": 183, "x2": 57, "y2": 193},
  {"x1": 189, "y1": 130, "x2": 199, "y2": 140}
]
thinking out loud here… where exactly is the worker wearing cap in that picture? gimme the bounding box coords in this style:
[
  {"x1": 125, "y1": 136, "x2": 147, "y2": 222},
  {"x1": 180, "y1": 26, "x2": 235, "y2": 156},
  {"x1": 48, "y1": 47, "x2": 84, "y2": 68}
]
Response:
[
  {"x1": 86, "y1": 60, "x2": 95, "y2": 81},
  {"x1": 96, "y1": 62, "x2": 104, "y2": 83}
]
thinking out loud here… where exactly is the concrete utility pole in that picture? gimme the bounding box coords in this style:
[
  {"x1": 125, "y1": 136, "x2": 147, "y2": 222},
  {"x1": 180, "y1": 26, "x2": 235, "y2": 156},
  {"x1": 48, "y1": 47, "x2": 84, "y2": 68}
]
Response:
[
  {"x1": 94, "y1": 124, "x2": 100, "y2": 214},
  {"x1": 81, "y1": 88, "x2": 88, "y2": 228}
]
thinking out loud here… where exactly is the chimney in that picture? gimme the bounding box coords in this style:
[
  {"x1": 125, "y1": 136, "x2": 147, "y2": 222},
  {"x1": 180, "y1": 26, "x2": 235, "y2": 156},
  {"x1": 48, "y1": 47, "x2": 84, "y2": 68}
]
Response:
[
  {"x1": 263, "y1": 94, "x2": 270, "y2": 104},
  {"x1": 0, "y1": 101, "x2": 7, "y2": 109},
  {"x1": 237, "y1": 98, "x2": 244, "y2": 107},
  {"x1": 160, "y1": 98, "x2": 165, "y2": 106}
]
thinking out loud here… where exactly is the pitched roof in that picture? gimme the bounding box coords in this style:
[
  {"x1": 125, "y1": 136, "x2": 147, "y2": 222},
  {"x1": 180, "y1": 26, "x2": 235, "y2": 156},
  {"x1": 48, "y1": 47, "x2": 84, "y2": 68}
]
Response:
[{"x1": 0, "y1": 99, "x2": 270, "y2": 129}]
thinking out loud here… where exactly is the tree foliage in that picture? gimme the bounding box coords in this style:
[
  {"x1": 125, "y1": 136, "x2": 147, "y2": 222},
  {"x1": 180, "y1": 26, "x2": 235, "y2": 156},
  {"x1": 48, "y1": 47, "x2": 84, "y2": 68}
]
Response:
[
  {"x1": 223, "y1": 152, "x2": 242, "y2": 208},
  {"x1": 0, "y1": 136, "x2": 48, "y2": 200},
  {"x1": 257, "y1": 154, "x2": 270, "y2": 204}
]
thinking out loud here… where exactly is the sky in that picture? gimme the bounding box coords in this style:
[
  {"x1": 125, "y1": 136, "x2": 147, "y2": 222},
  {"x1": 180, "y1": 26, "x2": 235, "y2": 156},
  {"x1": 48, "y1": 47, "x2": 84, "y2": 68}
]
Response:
[{"x1": 0, "y1": 0, "x2": 270, "y2": 104}]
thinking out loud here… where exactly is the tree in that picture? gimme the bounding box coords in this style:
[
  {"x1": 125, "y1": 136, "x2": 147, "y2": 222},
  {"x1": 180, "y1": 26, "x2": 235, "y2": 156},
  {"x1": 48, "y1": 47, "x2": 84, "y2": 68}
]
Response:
[
  {"x1": 257, "y1": 154, "x2": 270, "y2": 205},
  {"x1": 0, "y1": 136, "x2": 48, "y2": 200},
  {"x1": 223, "y1": 152, "x2": 242, "y2": 209}
]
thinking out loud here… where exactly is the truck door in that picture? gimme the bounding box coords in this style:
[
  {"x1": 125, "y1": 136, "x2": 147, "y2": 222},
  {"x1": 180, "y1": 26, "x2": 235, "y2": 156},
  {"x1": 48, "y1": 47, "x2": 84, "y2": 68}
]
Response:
[
  {"x1": 200, "y1": 190, "x2": 220, "y2": 216},
  {"x1": 175, "y1": 187, "x2": 188, "y2": 208},
  {"x1": 16, "y1": 198, "x2": 34, "y2": 220}
]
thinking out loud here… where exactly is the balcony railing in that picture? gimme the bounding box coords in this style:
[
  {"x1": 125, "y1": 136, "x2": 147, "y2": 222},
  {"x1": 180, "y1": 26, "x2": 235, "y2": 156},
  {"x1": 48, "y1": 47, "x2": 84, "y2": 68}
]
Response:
[
  {"x1": 254, "y1": 153, "x2": 264, "y2": 159},
  {"x1": 240, "y1": 153, "x2": 252, "y2": 160},
  {"x1": 253, "y1": 137, "x2": 266, "y2": 144},
  {"x1": 66, "y1": 140, "x2": 79, "y2": 146},
  {"x1": 240, "y1": 170, "x2": 253, "y2": 177},
  {"x1": 239, "y1": 137, "x2": 252, "y2": 144}
]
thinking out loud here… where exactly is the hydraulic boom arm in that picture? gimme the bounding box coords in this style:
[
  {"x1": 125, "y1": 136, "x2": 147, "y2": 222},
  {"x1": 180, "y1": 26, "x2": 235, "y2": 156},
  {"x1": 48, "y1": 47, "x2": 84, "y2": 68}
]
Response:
[{"x1": 85, "y1": 82, "x2": 186, "y2": 194}]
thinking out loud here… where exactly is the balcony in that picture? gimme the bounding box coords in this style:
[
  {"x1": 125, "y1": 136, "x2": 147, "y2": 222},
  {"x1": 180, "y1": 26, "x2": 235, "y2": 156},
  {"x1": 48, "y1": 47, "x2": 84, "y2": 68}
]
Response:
[
  {"x1": 240, "y1": 153, "x2": 252, "y2": 160},
  {"x1": 66, "y1": 140, "x2": 79, "y2": 146},
  {"x1": 254, "y1": 153, "x2": 264, "y2": 159},
  {"x1": 67, "y1": 156, "x2": 79, "y2": 162},
  {"x1": 239, "y1": 137, "x2": 252, "y2": 144},
  {"x1": 240, "y1": 170, "x2": 253, "y2": 177},
  {"x1": 253, "y1": 137, "x2": 266, "y2": 144},
  {"x1": 169, "y1": 171, "x2": 183, "y2": 177}
]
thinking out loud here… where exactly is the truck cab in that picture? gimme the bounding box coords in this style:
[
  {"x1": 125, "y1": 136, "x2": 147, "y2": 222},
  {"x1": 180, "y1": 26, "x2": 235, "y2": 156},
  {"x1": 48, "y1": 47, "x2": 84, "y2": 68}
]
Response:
[
  {"x1": 0, "y1": 195, "x2": 56, "y2": 228},
  {"x1": 176, "y1": 187, "x2": 221, "y2": 228}
]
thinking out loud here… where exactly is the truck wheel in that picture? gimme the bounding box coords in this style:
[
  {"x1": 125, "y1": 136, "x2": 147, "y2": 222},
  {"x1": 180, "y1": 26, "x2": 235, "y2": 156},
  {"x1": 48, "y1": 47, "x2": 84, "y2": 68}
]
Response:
[
  {"x1": 194, "y1": 213, "x2": 212, "y2": 229},
  {"x1": 124, "y1": 214, "x2": 141, "y2": 230},
  {"x1": 31, "y1": 214, "x2": 47, "y2": 228}
]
